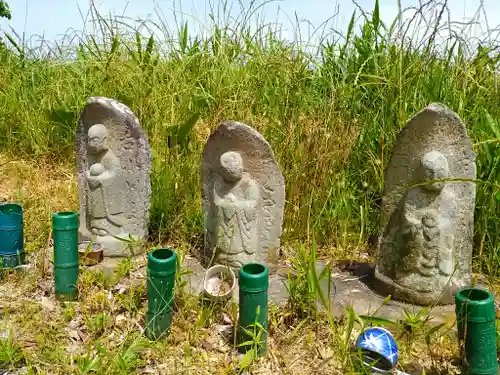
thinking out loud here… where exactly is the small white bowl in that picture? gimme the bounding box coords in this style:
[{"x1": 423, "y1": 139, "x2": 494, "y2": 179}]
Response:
[{"x1": 203, "y1": 264, "x2": 236, "y2": 301}]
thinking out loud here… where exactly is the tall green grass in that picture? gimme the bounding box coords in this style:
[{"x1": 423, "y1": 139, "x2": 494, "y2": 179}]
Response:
[{"x1": 1, "y1": 0, "x2": 500, "y2": 272}]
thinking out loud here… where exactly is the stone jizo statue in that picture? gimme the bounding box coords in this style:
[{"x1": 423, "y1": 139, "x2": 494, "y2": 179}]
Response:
[
  {"x1": 84, "y1": 123, "x2": 125, "y2": 238},
  {"x1": 201, "y1": 121, "x2": 285, "y2": 275},
  {"x1": 76, "y1": 97, "x2": 152, "y2": 257},
  {"x1": 373, "y1": 104, "x2": 476, "y2": 305},
  {"x1": 212, "y1": 151, "x2": 260, "y2": 270},
  {"x1": 396, "y1": 151, "x2": 456, "y2": 294}
]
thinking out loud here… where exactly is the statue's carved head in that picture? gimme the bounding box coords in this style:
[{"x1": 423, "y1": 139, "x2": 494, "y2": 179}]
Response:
[
  {"x1": 220, "y1": 151, "x2": 244, "y2": 182},
  {"x1": 87, "y1": 124, "x2": 109, "y2": 153},
  {"x1": 421, "y1": 151, "x2": 449, "y2": 192}
]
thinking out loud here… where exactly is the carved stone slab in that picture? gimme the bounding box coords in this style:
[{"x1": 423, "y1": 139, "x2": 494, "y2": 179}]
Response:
[
  {"x1": 201, "y1": 121, "x2": 285, "y2": 275},
  {"x1": 374, "y1": 103, "x2": 476, "y2": 305},
  {"x1": 76, "y1": 97, "x2": 152, "y2": 257}
]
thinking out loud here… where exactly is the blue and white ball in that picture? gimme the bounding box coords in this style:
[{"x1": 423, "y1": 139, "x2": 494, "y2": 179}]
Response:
[{"x1": 355, "y1": 327, "x2": 399, "y2": 371}]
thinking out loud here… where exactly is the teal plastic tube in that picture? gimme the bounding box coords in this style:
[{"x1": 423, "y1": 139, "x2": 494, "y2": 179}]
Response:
[
  {"x1": 52, "y1": 212, "x2": 79, "y2": 301},
  {"x1": 0, "y1": 203, "x2": 24, "y2": 269},
  {"x1": 455, "y1": 287, "x2": 498, "y2": 375},
  {"x1": 237, "y1": 263, "x2": 269, "y2": 356},
  {"x1": 146, "y1": 248, "x2": 177, "y2": 340}
]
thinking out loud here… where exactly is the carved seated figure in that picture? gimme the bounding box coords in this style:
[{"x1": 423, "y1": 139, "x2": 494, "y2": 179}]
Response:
[
  {"x1": 379, "y1": 151, "x2": 459, "y2": 301},
  {"x1": 210, "y1": 151, "x2": 260, "y2": 273},
  {"x1": 79, "y1": 124, "x2": 128, "y2": 255}
]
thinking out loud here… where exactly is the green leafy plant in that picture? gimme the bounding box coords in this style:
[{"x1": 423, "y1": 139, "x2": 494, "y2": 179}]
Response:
[
  {"x1": 0, "y1": 330, "x2": 25, "y2": 371},
  {"x1": 82, "y1": 237, "x2": 96, "y2": 258},
  {"x1": 94, "y1": 335, "x2": 150, "y2": 374},
  {"x1": 237, "y1": 305, "x2": 267, "y2": 374},
  {"x1": 398, "y1": 307, "x2": 433, "y2": 349},
  {"x1": 111, "y1": 233, "x2": 144, "y2": 258},
  {"x1": 165, "y1": 113, "x2": 201, "y2": 152},
  {"x1": 74, "y1": 344, "x2": 102, "y2": 375},
  {"x1": 84, "y1": 312, "x2": 113, "y2": 338},
  {"x1": 0, "y1": 1, "x2": 11, "y2": 19},
  {"x1": 285, "y1": 237, "x2": 334, "y2": 319}
]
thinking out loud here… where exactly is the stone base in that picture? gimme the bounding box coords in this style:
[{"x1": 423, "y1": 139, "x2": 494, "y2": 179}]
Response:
[
  {"x1": 86, "y1": 255, "x2": 145, "y2": 278},
  {"x1": 372, "y1": 267, "x2": 461, "y2": 306},
  {"x1": 327, "y1": 262, "x2": 461, "y2": 325},
  {"x1": 95, "y1": 233, "x2": 130, "y2": 257},
  {"x1": 181, "y1": 257, "x2": 461, "y2": 326},
  {"x1": 78, "y1": 232, "x2": 146, "y2": 258},
  {"x1": 84, "y1": 254, "x2": 486, "y2": 327}
]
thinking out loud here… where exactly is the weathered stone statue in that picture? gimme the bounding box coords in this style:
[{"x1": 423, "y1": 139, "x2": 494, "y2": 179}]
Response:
[
  {"x1": 76, "y1": 97, "x2": 152, "y2": 257},
  {"x1": 373, "y1": 103, "x2": 476, "y2": 305},
  {"x1": 201, "y1": 121, "x2": 285, "y2": 275}
]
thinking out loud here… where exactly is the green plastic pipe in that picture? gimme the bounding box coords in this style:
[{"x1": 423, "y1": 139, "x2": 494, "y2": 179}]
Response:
[
  {"x1": 237, "y1": 263, "x2": 269, "y2": 356},
  {"x1": 146, "y1": 248, "x2": 177, "y2": 340},
  {"x1": 52, "y1": 212, "x2": 79, "y2": 301},
  {"x1": 0, "y1": 203, "x2": 24, "y2": 269},
  {"x1": 455, "y1": 287, "x2": 498, "y2": 375}
]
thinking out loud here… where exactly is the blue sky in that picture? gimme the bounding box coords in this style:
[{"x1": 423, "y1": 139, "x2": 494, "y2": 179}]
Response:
[{"x1": 2, "y1": 0, "x2": 498, "y2": 47}]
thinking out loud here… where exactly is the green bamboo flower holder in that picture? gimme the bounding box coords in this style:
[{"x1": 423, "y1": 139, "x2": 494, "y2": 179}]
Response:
[
  {"x1": 237, "y1": 263, "x2": 269, "y2": 356},
  {"x1": 455, "y1": 287, "x2": 499, "y2": 375},
  {"x1": 52, "y1": 211, "x2": 79, "y2": 301},
  {"x1": 146, "y1": 248, "x2": 177, "y2": 340},
  {"x1": 0, "y1": 203, "x2": 24, "y2": 270}
]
